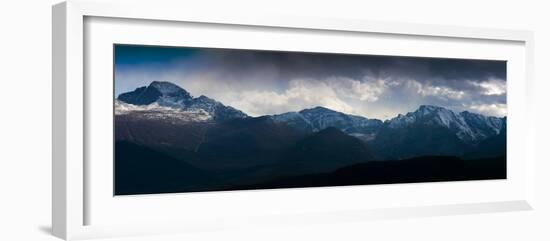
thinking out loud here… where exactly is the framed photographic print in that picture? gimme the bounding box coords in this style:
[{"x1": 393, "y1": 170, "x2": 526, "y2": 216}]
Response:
[
  {"x1": 113, "y1": 44, "x2": 508, "y2": 195},
  {"x1": 52, "y1": 0, "x2": 535, "y2": 240}
]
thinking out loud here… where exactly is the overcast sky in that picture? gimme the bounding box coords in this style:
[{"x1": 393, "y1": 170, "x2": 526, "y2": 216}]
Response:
[{"x1": 114, "y1": 44, "x2": 506, "y2": 120}]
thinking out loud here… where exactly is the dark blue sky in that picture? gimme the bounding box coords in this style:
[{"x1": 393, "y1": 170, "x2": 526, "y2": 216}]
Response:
[
  {"x1": 114, "y1": 44, "x2": 506, "y2": 119},
  {"x1": 115, "y1": 45, "x2": 198, "y2": 66}
]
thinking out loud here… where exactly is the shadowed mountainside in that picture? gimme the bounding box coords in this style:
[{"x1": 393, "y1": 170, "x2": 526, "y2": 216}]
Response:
[
  {"x1": 230, "y1": 155, "x2": 506, "y2": 191},
  {"x1": 115, "y1": 140, "x2": 505, "y2": 194},
  {"x1": 115, "y1": 141, "x2": 215, "y2": 195}
]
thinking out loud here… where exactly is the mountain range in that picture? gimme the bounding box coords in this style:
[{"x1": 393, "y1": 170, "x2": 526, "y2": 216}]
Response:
[
  {"x1": 114, "y1": 81, "x2": 507, "y2": 194},
  {"x1": 118, "y1": 81, "x2": 247, "y2": 121}
]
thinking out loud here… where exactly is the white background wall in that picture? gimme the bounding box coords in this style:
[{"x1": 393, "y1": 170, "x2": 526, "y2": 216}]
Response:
[{"x1": 0, "y1": 0, "x2": 548, "y2": 240}]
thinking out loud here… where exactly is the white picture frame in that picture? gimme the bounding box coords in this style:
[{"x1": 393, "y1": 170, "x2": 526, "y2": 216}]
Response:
[{"x1": 52, "y1": 0, "x2": 535, "y2": 240}]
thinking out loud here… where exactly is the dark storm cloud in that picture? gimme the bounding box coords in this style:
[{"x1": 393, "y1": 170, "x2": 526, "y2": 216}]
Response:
[
  {"x1": 177, "y1": 47, "x2": 505, "y2": 84},
  {"x1": 115, "y1": 45, "x2": 507, "y2": 119}
]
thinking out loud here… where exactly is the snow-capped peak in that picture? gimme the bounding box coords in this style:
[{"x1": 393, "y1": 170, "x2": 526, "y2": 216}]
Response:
[
  {"x1": 389, "y1": 105, "x2": 464, "y2": 127},
  {"x1": 386, "y1": 105, "x2": 505, "y2": 142},
  {"x1": 117, "y1": 81, "x2": 248, "y2": 121},
  {"x1": 417, "y1": 105, "x2": 446, "y2": 115},
  {"x1": 272, "y1": 106, "x2": 382, "y2": 135},
  {"x1": 149, "y1": 81, "x2": 190, "y2": 96}
]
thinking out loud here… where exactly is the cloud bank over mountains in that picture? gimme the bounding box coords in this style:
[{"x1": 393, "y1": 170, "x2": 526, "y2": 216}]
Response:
[{"x1": 115, "y1": 45, "x2": 506, "y2": 119}]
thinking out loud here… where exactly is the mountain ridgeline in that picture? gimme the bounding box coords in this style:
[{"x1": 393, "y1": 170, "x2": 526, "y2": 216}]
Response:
[
  {"x1": 114, "y1": 81, "x2": 506, "y2": 195},
  {"x1": 118, "y1": 81, "x2": 248, "y2": 121}
]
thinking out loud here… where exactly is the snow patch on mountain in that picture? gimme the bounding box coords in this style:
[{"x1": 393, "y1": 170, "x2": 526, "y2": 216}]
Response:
[
  {"x1": 115, "y1": 99, "x2": 212, "y2": 122},
  {"x1": 190, "y1": 95, "x2": 218, "y2": 111},
  {"x1": 272, "y1": 106, "x2": 383, "y2": 135},
  {"x1": 272, "y1": 111, "x2": 316, "y2": 132},
  {"x1": 149, "y1": 81, "x2": 190, "y2": 96}
]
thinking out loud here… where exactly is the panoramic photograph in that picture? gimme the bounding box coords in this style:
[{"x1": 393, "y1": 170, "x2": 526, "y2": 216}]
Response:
[{"x1": 114, "y1": 44, "x2": 507, "y2": 195}]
